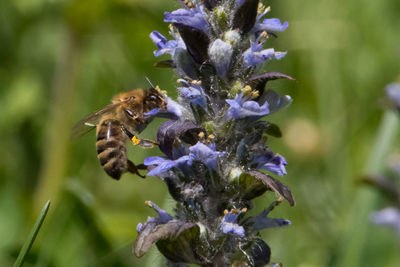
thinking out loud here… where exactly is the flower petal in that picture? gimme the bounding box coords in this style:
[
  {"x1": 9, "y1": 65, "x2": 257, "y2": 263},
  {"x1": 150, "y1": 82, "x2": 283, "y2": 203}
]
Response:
[
  {"x1": 371, "y1": 207, "x2": 400, "y2": 235},
  {"x1": 177, "y1": 81, "x2": 207, "y2": 109},
  {"x1": 150, "y1": 31, "x2": 179, "y2": 57},
  {"x1": 226, "y1": 93, "x2": 270, "y2": 120},
  {"x1": 220, "y1": 211, "x2": 245, "y2": 237},
  {"x1": 257, "y1": 18, "x2": 289, "y2": 32},
  {"x1": 164, "y1": 8, "x2": 209, "y2": 33},
  {"x1": 385, "y1": 83, "x2": 400, "y2": 110},
  {"x1": 260, "y1": 154, "x2": 287, "y2": 176},
  {"x1": 243, "y1": 44, "x2": 287, "y2": 68},
  {"x1": 188, "y1": 142, "x2": 225, "y2": 170},
  {"x1": 146, "y1": 159, "x2": 176, "y2": 176},
  {"x1": 248, "y1": 209, "x2": 291, "y2": 231}
]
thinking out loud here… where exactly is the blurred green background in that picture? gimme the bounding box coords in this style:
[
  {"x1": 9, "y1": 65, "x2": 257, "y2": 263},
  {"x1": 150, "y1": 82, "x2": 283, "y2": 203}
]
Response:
[{"x1": 1, "y1": 0, "x2": 399, "y2": 266}]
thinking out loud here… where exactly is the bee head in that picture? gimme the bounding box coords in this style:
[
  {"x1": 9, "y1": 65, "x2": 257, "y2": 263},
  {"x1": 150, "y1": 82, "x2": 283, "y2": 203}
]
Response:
[{"x1": 144, "y1": 88, "x2": 166, "y2": 112}]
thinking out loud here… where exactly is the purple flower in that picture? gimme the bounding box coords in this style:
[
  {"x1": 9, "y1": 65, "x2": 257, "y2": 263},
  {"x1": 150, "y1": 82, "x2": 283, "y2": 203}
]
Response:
[
  {"x1": 150, "y1": 29, "x2": 198, "y2": 79},
  {"x1": 371, "y1": 207, "x2": 400, "y2": 235},
  {"x1": 157, "y1": 120, "x2": 203, "y2": 160},
  {"x1": 144, "y1": 156, "x2": 190, "y2": 176},
  {"x1": 188, "y1": 142, "x2": 226, "y2": 170},
  {"x1": 262, "y1": 156, "x2": 287, "y2": 176},
  {"x1": 164, "y1": 7, "x2": 210, "y2": 33},
  {"x1": 220, "y1": 211, "x2": 245, "y2": 237},
  {"x1": 254, "y1": 18, "x2": 289, "y2": 32},
  {"x1": 243, "y1": 41, "x2": 287, "y2": 68},
  {"x1": 136, "y1": 222, "x2": 143, "y2": 233},
  {"x1": 137, "y1": 0, "x2": 293, "y2": 263},
  {"x1": 248, "y1": 209, "x2": 291, "y2": 231},
  {"x1": 251, "y1": 4, "x2": 288, "y2": 33},
  {"x1": 226, "y1": 93, "x2": 270, "y2": 120},
  {"x1": 150, "y1": 31, "x2": 185, "y2": 57},
  {"x1": 251, "y1": 153, "x2": 287, "y2": 176},
  {"x1": 144, "y1": 142, "x2": 225, "y2": 176},
  {"x1": 177, "y1": 79, "x2": 207, "y2": 109},
  {"x1": 136, "y1": 201, "x2": 173, "y2": 232},
  {"x1": 144, "y1": 96, "x2": 185, "y2": 120},
  {"x1": 390, "y1": 159, "x2": 400, "y2": 176},
  {"x1": 385, "y1": 82, "x2": 400, "y2": 110},
  {"x1": 262, "y1": 90, "x2": 292, "y2": 114},
  {"x1": 208, "y1": 39, "x2": 233, "y2": 79}
]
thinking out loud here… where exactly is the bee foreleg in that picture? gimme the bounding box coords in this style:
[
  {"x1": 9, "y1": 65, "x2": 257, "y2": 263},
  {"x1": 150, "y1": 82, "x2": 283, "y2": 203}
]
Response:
[
  {"x1": 137, "y1": 138, "x2": 159, "y2": 148},
  {"x1": 121, "y1": 125, "x2": 158, "y2": 148},
  {"x1": 127, "y1": 160, "x2": 146, "y2": 178}
]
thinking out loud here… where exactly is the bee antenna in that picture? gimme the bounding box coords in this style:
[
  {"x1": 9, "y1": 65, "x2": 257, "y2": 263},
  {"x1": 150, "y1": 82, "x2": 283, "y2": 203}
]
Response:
[{"x1": 145, "y1": 76, "x2": 155, "y2": 88}]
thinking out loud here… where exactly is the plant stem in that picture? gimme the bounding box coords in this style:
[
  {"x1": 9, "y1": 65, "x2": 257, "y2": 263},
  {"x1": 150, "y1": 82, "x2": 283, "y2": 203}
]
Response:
[
  {"x1": 334, "y1": 110, "x2": 399, "y2": 267},
  {"x1": 34, "y1": 31, "x2": 81, "y2": 213}
]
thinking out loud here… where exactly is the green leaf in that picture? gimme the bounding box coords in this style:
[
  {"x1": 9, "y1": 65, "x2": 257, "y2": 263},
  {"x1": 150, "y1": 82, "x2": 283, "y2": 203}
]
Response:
[
  {"x1": 14, "y1": 200, "x2": 50, "y2": 267},
  {"x1": 238, "y1": 172, "x2": 268, "y2": 200},
  {"x1": 174, "y1": 23, "x2": 210, "y2": 64},
  {"x1": 248, "y1": 171, "x2": 295, "y2": 206},
  {"x1": 250, "y1": 72, "x2": 295, "y2": 98},
  {"x1": 156, "y1": 222, "x2": 201, "y2": 264},
  {"x1": 232, "y1": 0, "x2": 259, "y2": 34},
  {"x1": 134, "y1": 220, "x2": 198, "y2": 259},
  {"x1": 237, "y1": 171, "x2": 295, "y2": 206},
  {"x1": 263, "y1": 122, "x2": 282, "y2": 138}
]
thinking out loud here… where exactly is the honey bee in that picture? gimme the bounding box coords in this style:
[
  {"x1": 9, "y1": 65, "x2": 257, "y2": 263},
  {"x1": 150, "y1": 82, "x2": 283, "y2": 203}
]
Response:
[{"x1": 72, "y1": 88, "x2": 166, "y2": 180}]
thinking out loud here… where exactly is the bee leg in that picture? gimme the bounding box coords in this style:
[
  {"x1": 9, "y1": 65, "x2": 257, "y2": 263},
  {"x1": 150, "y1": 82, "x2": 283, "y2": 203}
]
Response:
[
  {"x1": 121, "y1": 125, "x2": 158, "y2": 148},
  {"x1": 136, "y1": 163, "x2": 147, "y2": 170},
  {"x1": 127, "y1": 160, "x2": 146, "y2": 178}
]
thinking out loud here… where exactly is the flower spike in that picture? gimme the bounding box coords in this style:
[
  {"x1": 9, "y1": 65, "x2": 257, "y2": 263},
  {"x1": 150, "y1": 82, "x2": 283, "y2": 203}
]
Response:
[{"x1": 137, "y1": 1, "x2": 295, "y2": 265}]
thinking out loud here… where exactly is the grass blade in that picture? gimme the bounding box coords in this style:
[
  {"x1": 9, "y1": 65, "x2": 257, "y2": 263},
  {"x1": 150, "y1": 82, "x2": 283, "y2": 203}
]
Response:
[
  {"x1": 14, "y1": 200, "x2": 51, "y2": 267},
  {"x1": 334, "y1": 111, "x2": 400, "y2": 267}
]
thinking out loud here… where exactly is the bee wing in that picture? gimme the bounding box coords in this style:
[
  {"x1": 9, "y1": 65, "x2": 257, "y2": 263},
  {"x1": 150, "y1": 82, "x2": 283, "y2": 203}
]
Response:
[{"x1": 71, "y1": 102, "x2": 122, "y2": 140}]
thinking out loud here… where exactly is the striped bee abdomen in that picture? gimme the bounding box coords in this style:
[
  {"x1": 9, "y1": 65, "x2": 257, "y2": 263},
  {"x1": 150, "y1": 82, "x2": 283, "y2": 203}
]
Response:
[{"x1": 96, "y1": 119, "x2": 128, "y2": 180}]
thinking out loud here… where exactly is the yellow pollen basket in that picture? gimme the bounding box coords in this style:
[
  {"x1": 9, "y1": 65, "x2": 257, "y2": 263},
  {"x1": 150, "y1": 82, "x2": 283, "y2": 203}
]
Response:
[{"x1": 131, "y1": 136, "x2": 141, "y2": 146}]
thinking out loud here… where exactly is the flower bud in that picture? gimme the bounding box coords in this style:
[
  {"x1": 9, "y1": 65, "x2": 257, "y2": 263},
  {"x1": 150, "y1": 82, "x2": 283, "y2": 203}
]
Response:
[
  {"x1": 229, "y1": 167, "x2": 243, "y2": 182},
  {"x1": 223, "y1": 30, "x2": 241, "y2": 46},
  {"x1": 208, "y1": 39, "x2": 233, "y2": 79}
]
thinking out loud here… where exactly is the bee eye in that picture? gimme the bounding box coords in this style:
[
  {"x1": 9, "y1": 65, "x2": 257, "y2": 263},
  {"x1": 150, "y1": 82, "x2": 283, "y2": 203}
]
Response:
[
  {"x1": 149, "y1": 95, "x2": 157, "y2": 101},
  {"x1": 124, "y1": 108, "x2": 136, "y2": 118}
]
